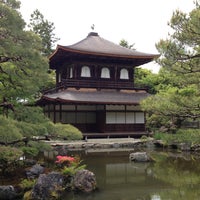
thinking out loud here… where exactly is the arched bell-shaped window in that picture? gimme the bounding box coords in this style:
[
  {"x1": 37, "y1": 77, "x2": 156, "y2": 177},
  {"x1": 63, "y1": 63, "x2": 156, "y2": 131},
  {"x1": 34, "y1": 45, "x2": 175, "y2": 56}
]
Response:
[
  {"x1": 81, "y1": 66, "x2": 91, "y2": 77},
  {"x1": 120, "y1": 68, "x2": 129, "y2": 79},
  {"x1": 69, "y1": 67, "x2": 73, "y2": 78},
  {"x1": 101, "y1": 67, "x2": 110, "y2": 78}
]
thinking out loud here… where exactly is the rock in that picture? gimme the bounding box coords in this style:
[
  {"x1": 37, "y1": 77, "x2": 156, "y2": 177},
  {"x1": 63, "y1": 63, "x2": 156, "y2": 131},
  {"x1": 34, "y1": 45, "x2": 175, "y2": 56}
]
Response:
[
  {"x1": 73, "y1": 169, "x2": 97, "y2": 193},
  {"x1": 0, "y1": 185, "x2": 17, "y2": 200},
  {"x1": 179, "y1": 143, "x2": 191, "y2": 151},
  {"x1": 26, "y1": 164, "x2": 44, "y2": 179},
  {"x1": 112, "y1": 143, "x2": 120, "y2": 148},
  {"x1": 129, "y1": 152, "x2": 153, "y2": 162},
  {"x1": 191, "y1": 144, "x2": 200, "y2": 151},
  {"x1": 31, "y1": 172, "x2": 64, "y2": 200}
]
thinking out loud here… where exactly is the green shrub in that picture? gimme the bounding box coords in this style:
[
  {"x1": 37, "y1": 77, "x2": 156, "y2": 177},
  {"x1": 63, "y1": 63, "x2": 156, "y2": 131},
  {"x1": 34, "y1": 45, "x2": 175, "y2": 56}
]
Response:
[
  {"x1": 19, "y1": 178, "x2": 36, "y2": 192},
  {"x1": 3, "y1": 105, "x2": 83, "y2": 141},
  {"x1": 21, "y1": 146, "x2": 39, "y2": 157},
  {"x1": 15, "y1": 121, "x2": 35, "y2": 138},
  {"x1": 14, "y1": 106, "x2": 49, "y2": 124},
  {"x1": 55, "y1": 155, "x2": 86, "y2": 176},
  {"x1": 176, "y1": 129, "x2": 200, "y2": 144},
  {"x1": 0, "y1": 146, "x2": 23, "y2": 174},
  {"x1": 31, "y1": 123, "x2": 48, "y2": 136},
  {"x1": 15, "y1": 121, "x2": 48, "y2": 137},
  {"x1": 0, "y1": 116, "x2": 23, "y2": 144},
  {"x1": 146, "y1": 114, "x2": 171, "y2": 131},
  {"x1": 62, "y1": 164, "x2": 86, "y2": 176},
  {"x1": 15, "y1": 121, "x2": 51, "y2": 138},
  {"x1": 154, "y1": 129, "x2": 200, "y2": 145},
  {"x1": 28, "y1": 141, "x2": 52, "y2": 152},
  {"x1": 21, "y1": 141, "x2": 52, "y2": 157},
  {"x1": 53, "y1": 123, "x2": 82, "y2": 140},
  {"x1": 43, "y1": 121, "x2": 56, "y2": 135}
]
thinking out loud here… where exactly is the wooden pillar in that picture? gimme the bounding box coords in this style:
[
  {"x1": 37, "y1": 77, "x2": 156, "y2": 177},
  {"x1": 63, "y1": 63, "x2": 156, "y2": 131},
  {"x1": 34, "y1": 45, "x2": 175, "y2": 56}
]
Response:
[
  {"x1": 114, "y1": 66, "x2": 117, "y2": 81},
  {"x1": 59, "y1": 104, "x2": 62, "y2": 122},
  {"x1": 53, "y1": 104, "x2": 56, "y2": 123}
]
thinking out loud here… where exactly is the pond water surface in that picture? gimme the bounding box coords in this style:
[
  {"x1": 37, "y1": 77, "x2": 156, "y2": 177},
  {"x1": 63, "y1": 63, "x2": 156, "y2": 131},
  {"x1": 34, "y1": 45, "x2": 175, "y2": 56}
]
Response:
[{"x1": 62, "y1": 149, "x2": 200, "y2": 200}]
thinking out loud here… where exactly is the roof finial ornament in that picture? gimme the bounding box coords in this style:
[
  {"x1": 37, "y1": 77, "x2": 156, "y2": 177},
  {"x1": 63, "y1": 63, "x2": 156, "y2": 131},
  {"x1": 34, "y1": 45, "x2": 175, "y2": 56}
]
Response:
[{"x1": 91, "y1": 24, "x2": 95, "y2": 31}]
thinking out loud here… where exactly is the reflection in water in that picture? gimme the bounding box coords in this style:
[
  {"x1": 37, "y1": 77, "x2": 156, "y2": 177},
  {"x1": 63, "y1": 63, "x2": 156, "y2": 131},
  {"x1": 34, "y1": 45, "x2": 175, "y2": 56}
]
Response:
[
  {"x1": 44, "y1": 150, "x2": 200, "y2": 200},
  {"x1": 80, "y1": 153, "x2": 168, "y2": 200},
  {"x1": 150, "y1": 152, "x2": 200, "y2": 200},
  {"x1": 106, "y1": 162, "x2": 149, "y2": 185},
  {"x1": 151, "y1": 194, "x2": 161, "y2": 200}
]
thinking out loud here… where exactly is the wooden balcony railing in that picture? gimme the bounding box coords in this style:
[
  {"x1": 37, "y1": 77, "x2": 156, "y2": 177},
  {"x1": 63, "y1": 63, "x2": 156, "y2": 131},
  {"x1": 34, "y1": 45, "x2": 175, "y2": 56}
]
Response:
[
  {"x1": 58, "y1": 79, "x2": 134, "y2": 90},
  {"x1": 43, "y1": 79, "x2": 149, "y2": 94}
]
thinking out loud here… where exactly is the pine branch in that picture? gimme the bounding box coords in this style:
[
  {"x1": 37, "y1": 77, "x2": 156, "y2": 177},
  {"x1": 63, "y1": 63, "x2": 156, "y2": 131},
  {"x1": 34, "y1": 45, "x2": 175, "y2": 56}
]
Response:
[{"x1": 0, "y1": 55, "x2": 22, "y2": 63}]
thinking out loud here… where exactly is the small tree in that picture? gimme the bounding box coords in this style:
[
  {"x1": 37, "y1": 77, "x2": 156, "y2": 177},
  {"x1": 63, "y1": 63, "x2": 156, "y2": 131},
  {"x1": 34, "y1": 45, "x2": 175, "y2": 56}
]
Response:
[
  {"x1": 29, "y1": 9, "x2": 59, "y2": 56},
  {"x1": 119, "y1": 39, "x2": 135, "y2": 50}
]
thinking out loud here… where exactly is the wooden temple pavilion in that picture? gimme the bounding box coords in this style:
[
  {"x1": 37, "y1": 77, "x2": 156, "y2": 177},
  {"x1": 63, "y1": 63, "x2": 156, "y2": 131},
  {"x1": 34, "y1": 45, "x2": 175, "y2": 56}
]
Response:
[{"x1": 38, "y1": 32, "x2": 158, "y2": 138}]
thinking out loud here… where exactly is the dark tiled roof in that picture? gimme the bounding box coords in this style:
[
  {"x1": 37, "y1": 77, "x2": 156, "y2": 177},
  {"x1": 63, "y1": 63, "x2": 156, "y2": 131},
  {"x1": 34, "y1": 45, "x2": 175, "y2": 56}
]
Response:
[
  {"x1": 65, "y1": 32, "x2": 157, "y2": 58},
  {"x1": 40, "y1": 88, "x2": 150, "y2": 105},
  {"x1": 51, "y1": 32, "x2": 158, "y2": 59}
]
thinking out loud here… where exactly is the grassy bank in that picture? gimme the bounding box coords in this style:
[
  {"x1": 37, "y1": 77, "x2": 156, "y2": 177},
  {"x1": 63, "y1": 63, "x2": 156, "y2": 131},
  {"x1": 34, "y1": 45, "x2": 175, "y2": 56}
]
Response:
[{"x1": 153, "y1": 129, "x2": 200, "y2": 146}]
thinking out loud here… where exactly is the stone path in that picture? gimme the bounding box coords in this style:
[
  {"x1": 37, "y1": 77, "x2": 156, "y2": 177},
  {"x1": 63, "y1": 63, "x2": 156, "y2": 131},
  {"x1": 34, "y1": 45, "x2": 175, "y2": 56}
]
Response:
[
  {"x1": 45, "y1": 138, "x2": 150, "y2": 150},
  {"x1": 46, "y1": 138, "x2": 139, "y2": 145}
]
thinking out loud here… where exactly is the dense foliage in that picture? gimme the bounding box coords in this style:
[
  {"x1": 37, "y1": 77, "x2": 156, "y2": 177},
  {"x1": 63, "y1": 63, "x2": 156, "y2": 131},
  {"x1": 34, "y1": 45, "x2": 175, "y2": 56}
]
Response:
[
  {"x1": 0, "y1": 1, "x2": 82, "y2": 164},
  {"x1": 154, "y1": 129, "x2": 200, "y2": 145},
  {"x1": 0, "y1": 116, "x2": 23, "y2": 144},
  {"x1": 0, "y1": 106, "x2": 82, "y2": 143},
  {"x1": 0, "y1": 146, "x2": 23, "y2": 174},
  {"x1": 141, "y1": 1, "x2": 200, "y2": 131},
  {"x1": 0, "y1": 0, "x2": 51, "y2": 102}
]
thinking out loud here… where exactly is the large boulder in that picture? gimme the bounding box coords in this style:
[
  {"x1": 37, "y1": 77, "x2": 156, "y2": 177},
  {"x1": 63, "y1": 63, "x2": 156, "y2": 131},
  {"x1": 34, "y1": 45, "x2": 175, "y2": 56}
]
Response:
[
  {"x1": 129, "y1": 152, "x2": 153, "y2": 162},
  {"x1": 0, "y1": 185, "x2": 18, "y2": 200},
  {"x1": 31, "y1": 172, "x2": 64, "y2": 200},
  {"x1": 73, "y1": 169, "x2": 97, "y2": 193},
  {"x1": 26, "y1": 164, "x2": 44, "y2": 179}
]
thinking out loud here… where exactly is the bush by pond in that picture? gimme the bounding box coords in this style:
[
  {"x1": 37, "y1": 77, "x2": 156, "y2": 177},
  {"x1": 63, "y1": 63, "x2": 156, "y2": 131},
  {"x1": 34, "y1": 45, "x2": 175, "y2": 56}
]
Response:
[
  {"x1": 0, "y1": 106, "x2": 83, "y2": 146},
  {"x1": 52, "y1": 123, "x2": 82, "y2": 140},
  {"x1": 0, "y1": 106, "x2": 82, "y2": 161},
  {"x1": 0, "y1": 146, "x2": 23, "y2": 175},
  {"x1": 0, "y1": 116, "x2": 23, "y2": 144},
  {"x1": 154, "y1": 129, "x2": 200, "y2": 145}
]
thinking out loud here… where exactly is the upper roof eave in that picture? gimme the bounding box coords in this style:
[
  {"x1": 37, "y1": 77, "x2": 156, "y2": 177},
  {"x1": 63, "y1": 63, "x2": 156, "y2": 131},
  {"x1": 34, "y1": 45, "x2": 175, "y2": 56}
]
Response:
[{"x1": 49, "y1": 45, "x2": 159, "y2": 61}]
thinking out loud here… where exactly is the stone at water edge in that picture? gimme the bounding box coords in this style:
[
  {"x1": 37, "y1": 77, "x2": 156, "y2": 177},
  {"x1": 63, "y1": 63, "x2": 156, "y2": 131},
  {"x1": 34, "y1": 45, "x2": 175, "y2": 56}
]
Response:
[
  {"x1": 0, "y1": 185, "x2": 17, "y2": 200},
  {"x1": 73, "y1": 169, "x2": 97, "y2": 193},
  {"x1": 31, "y1": 172, "x2": 64, "y2": 200},
  {"x1": 129, "y1": 152, "x2": 153, "y2": 162}
]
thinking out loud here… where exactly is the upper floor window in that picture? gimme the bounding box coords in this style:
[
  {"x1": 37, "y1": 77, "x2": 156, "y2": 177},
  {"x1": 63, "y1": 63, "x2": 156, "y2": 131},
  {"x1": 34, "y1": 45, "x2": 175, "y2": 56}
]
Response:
[
  {"x1": 81, "y1": 66, "x2": 91, "y2": 77},
  {"x1": 69, "y1": 67, "x2": 73, "y2": 78},
  {"x1": 120, "y1": 68, "x2": 129, "y2": 79},
  {"x1": 101, "y1": 67, "x2": 110, "y2": 78}
]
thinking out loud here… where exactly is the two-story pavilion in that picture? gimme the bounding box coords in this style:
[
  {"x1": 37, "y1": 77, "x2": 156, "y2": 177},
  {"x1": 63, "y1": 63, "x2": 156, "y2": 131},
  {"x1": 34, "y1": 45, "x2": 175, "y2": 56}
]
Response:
[{"x1": 38, "y1": 32, "x2": 158, "y2": 138}]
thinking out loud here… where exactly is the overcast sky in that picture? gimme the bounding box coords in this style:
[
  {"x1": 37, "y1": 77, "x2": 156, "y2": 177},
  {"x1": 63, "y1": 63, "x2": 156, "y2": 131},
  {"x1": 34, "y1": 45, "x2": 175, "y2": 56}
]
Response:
[{"x1": 19, "y1": 0, "x2": 195, "y2": 72}]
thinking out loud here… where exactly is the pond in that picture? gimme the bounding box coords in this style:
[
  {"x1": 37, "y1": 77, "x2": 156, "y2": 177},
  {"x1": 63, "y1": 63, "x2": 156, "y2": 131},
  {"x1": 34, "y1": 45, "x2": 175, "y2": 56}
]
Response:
[{"x1": 61, "y1": 149, "x2": 200, "y2": 200}]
